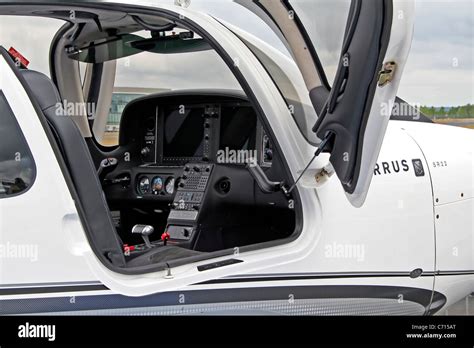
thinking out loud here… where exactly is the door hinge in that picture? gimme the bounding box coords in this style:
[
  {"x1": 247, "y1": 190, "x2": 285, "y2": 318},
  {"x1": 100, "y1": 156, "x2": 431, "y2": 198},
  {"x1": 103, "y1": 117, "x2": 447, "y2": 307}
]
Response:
[{"x1": 378, "y1": 61, "x2": 397, "y2": 87}]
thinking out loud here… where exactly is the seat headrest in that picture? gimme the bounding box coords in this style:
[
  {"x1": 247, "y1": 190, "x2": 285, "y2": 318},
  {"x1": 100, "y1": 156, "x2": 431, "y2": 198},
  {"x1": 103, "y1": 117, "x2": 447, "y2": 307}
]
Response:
[{"x1": 20, "y1": 70, "x2": 61, "y2": 114}]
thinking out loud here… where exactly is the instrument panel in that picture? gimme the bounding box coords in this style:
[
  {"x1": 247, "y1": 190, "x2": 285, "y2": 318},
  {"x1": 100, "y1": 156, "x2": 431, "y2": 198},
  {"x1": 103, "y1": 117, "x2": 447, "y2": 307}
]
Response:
[
  {"x1": 137, "y1": 175, "x2": 176, "y2": 196},
  {"x1": 110, "y1": 93, "x2": 272, "y2": 202},
  {"x1": 133, "y1": 99, "x2": 259, "y2": 166},
  {"x1": 136, "y1": 102, "x2": 256, "y2": 198}
]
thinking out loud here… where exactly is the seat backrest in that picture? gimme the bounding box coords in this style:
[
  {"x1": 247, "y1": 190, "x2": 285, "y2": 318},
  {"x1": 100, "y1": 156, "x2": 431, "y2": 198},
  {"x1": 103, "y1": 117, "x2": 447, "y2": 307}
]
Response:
[{"x1": 21, "y1": 69, "x2": 125, "y2": 267}]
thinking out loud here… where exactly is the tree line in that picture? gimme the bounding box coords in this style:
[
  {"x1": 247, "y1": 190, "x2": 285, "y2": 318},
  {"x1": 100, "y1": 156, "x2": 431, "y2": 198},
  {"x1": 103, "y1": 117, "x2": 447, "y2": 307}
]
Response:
[{"x1": 420, "y1": 104, "x2": 473, "y2": 119}]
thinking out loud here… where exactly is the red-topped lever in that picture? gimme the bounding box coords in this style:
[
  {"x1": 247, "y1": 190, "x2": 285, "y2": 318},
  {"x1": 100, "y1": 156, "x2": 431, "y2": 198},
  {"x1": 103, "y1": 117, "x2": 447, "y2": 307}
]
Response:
[{"x1": 161, "y1": 232, "x2": 170, "y2": 246}]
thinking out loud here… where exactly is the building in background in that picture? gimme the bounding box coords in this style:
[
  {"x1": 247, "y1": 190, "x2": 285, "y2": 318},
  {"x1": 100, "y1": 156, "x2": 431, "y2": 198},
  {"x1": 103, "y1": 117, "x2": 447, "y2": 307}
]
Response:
[
  {"x1": 102, "y1": 87, "x2": 170, "y2": 146},
  {"x1": 106, "y1": 87, "x2": 170, "y2": 132}
]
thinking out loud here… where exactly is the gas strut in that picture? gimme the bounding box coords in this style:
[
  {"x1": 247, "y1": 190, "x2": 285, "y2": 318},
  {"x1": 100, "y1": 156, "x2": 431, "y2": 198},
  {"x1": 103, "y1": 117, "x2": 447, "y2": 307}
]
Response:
[{"x1": 284, "y1": 132, "x2": 334, "y2": 195}]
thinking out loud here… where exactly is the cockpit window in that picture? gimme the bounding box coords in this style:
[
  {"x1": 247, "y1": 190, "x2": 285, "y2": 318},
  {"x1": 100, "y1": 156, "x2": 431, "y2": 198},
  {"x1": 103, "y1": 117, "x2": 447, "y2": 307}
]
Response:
[{"x1": 0, "y1": 16, "x2": 64, "y2": 77}]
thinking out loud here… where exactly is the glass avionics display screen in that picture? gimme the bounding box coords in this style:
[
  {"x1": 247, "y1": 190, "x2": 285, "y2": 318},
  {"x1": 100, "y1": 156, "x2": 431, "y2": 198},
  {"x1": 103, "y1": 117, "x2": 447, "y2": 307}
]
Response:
[
  {"x1": 219, "y1": 106, "x2": 257, "y2": 152},
  {"x1": 163, "y1": 106, "x2": 204, "y2": 159}
]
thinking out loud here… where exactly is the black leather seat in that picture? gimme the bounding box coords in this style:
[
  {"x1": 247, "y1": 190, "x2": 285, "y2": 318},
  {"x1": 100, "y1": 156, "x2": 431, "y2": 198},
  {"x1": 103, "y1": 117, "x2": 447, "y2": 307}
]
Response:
[{"x1": 21, "y1": 70, "x2": 126, "y2": 267}]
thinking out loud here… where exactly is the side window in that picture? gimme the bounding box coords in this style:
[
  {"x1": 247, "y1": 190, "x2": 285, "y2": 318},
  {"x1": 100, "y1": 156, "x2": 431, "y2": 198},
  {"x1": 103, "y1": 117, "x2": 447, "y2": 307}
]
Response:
[
  {"x1": 289, "y1": 0, "x2": 351, "y2": 86},
  {"x1": 0, "y1": 92, "x2": 36, "y2": 197}
]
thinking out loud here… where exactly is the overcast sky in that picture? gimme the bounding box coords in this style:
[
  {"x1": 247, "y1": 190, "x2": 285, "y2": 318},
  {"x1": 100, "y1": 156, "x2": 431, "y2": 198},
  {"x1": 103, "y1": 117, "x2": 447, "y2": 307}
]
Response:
[{"x1": 0, "y1": 0, "x2": 472, "y2": 106}]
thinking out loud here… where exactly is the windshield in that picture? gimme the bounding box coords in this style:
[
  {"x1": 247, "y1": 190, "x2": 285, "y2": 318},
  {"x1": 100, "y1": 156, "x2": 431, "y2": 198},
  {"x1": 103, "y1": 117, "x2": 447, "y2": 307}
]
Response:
[
  {"x1": 90, "y1": 30, "x2": 242, "y2": 146},
  {"x1": 233, "y1": 28, "x2": 319, "y2": 144},
  {"x1": 163, "y1": 0, "x2": 321, "y2": 143},
  {"x1": 180, "y1": 0, "x2": 350, "y2": 86},
  {"x1": 177, "y1": 0, "x2": 351, "y2": 143}
]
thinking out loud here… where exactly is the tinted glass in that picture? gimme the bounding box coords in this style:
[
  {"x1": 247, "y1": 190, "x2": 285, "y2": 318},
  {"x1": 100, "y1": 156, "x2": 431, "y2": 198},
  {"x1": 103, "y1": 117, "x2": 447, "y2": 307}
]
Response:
[
  {"x1": 68, "y1": 33, "x2": 212, "y2": 64},
  {"x1": 163, "y1": 106, "x2": 205, "y2": 159}
]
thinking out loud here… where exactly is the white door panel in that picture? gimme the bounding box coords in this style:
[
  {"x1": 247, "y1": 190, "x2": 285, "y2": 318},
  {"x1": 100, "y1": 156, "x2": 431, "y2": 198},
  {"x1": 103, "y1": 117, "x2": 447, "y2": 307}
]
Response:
[
  {"x1": 0, "y1": 54, "x2": 98, "y2": 286},
  {"x1": 400, "y1": 121, "x2": 474, "y2": 272}
]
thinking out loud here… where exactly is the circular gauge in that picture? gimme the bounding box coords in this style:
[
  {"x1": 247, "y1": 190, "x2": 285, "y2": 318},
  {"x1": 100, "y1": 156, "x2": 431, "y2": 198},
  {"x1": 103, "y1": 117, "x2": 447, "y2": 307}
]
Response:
[
  {"x1": 152, "y1": 177, "x2": 163, "y2": 194},
  {"x1": 165, "y1": 177, "x2": 176, "y2": 195},
  {"x1": 138, "y1": 176, "x2": 150, "y2": 195}
]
